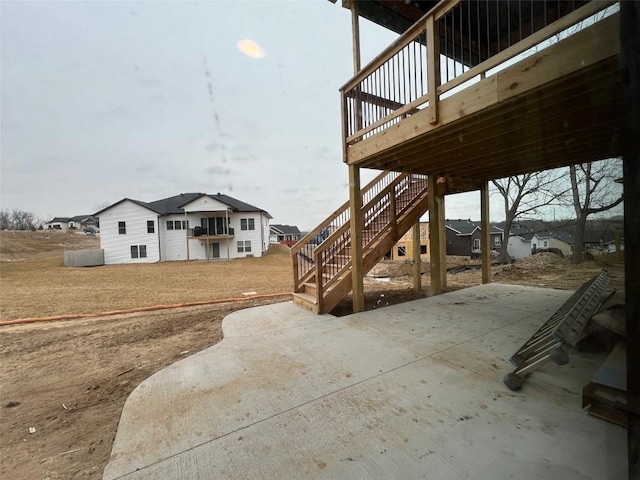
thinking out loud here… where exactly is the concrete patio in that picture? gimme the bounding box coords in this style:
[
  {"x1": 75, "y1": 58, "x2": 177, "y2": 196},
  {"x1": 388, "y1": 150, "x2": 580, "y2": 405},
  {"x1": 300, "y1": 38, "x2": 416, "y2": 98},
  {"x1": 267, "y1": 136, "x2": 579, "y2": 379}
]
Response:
[{"x1": 103, "y1": 284, "x2": 627, "y2": 480}]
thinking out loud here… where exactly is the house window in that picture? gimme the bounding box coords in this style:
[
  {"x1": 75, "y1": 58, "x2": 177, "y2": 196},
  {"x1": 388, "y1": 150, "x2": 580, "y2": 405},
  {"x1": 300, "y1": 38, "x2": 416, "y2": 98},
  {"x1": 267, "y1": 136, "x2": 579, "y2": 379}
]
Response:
[
  {"x1": 494, "y1": 236, "x2": 501, "y2": 246},
  {"x1": 543, "y1": 240, "x2": 548, "y2": 248},
  {"x1": 473, "y1": 238, "x2": 481, "y2": 250},
  {"x1": 131, "y1": 245, "x2": 147, "y2": 259},
  {"x1": 237, "y1": 240, "x2": 252, "y2": 253},
  {"x1": 118, "y1": 221, "x2": 126, "y2": 235},
  {"x1": 174, "y1": 220, "x2": 182, "y2": 230},
  {"x1": 421, "y1": 245, "x2": 427, "y2": 254},
  {"x1": 240, "y1": 218, "x2": 255, "y2": 231},
  {"x1": 397, "y1": 246, "x2": 406, "y2": 257},
  {"x1": 167, "y1": 221, "x2": 173, "y2": 230},
  {"x1": 147, "y1": 221, "x2": 155, "y2": 234}
]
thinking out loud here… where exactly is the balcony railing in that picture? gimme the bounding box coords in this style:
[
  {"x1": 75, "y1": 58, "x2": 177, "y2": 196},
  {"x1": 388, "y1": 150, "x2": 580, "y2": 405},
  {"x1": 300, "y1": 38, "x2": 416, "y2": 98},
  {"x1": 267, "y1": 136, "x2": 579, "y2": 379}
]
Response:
[
  {"x1": 189, "y1": 226, "x2": 234, "y2": 238},
  {"x1": 341, "y1": 0, "x2": 616, "y2": 153}
]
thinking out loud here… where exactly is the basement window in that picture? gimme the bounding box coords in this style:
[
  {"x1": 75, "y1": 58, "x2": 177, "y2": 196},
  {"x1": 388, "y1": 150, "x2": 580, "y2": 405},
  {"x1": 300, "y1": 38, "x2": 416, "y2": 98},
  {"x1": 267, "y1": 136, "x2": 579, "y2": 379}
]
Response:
[
  {"x1": 130, "y1": 245, "x2": 147, "y2": 259},
  {"x1": 237, "y1": 240, "x2": 252, "y2": 253},
  {"x1": 397, "y1": 246, "x2": 406, "y2": 257}
]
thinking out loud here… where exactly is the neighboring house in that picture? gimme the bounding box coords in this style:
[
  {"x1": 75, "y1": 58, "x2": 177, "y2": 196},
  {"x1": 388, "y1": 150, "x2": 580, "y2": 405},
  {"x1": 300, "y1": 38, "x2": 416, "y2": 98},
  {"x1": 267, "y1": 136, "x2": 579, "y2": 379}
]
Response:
[
  {"x1": 603, "y1": 238, "x2": 624, "y2": 254},
  {"x1": 392, "y1": 222, "x2": 429, "y2": 260},
  {"x1": 504, "y1": 223, "x2": 535, "y2": 259},
  {"x1": 270, "y1": 225, "x2": 302, "y2": 245},
  {"x1": 582, "y1": 225, "x2": 622, "y2": 253},
  {"x1": 69, "y1": 215, "x2": 98, "y2": 231},
  {"x1": 95, "y1": 193, "x2": 272, "y2": 265},
  {"x1": 45, "y1": 215, "x2": 99, "y2": 231},
  {"x1": 45, "y1": 217, "x2": 71, "y2": 230},
  {"x1": 531, "y1": 230, "x2": 573, "y2": 257},
  {"x1": 445, "y1": 219, "x2": 503, "y2": 258}
]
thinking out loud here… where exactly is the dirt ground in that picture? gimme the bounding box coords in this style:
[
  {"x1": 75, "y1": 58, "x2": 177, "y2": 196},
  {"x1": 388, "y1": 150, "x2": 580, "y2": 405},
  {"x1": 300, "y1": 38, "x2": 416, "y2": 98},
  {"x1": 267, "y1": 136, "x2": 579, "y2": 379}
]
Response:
[
  {"x1": 0, "y1": 231, "x2": 292, "y2": 320},
  {"x1": 0, "y1": 232, "x2": 625, "y2": 479}
]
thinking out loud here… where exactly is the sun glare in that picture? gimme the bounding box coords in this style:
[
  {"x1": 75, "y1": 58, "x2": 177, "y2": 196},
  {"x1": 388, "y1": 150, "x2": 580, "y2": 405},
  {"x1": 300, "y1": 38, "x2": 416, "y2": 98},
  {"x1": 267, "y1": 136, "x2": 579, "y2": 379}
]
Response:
[{"x1": 237, "y1": 39, "x2": 266, "y2": 59}]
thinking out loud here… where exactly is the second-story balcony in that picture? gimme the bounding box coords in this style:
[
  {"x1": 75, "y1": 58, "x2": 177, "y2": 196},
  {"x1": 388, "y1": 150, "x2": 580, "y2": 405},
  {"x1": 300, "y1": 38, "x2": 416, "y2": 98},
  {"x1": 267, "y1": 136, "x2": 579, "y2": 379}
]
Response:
[
  {"x1": 341, "y1": 0, "x2": 622, "y2": 181},
  {"x1": 188, "y1": 216, "x2": 234, "y2": 240}
]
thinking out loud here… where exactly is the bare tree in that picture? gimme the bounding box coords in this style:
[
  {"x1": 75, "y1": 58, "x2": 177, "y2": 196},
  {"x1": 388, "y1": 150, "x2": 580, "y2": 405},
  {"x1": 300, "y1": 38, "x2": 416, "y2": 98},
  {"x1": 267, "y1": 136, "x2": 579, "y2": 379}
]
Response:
[
  {"x1": 492, "y1": 170, "x2": 567, "y2": 262},
  {"x1": 0, "y1": 210, "x2": 10, "y2": 230},
  {"x1": 569, "y1": 159, "x2": 623, "y2": 264},
  {"x1": 0, "y1": 209, "x2": 40, "y2": 230},
  {"x1": 92, "y1": 201, "x2": 112, "y2": 213}
]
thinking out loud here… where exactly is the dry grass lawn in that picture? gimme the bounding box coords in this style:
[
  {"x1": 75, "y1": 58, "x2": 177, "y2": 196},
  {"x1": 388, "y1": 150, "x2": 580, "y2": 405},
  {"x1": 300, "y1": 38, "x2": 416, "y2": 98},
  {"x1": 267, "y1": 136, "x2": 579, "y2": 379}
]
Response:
[{"x1": 0, "y1": 230, "x2": 293, "y2": 320}]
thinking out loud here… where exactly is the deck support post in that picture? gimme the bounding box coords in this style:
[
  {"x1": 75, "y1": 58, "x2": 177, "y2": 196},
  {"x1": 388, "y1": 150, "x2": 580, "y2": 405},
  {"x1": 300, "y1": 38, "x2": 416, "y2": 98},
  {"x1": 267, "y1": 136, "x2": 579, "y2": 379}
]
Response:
[
  {"x1": 347, "y1": 3, "x2": 364, "y2": 314},
  {"x1": 349, "y1": 164, "x2": 365, "y2": 313},
  {"x1": 412, "y1": 220, "x2": 422, "y2": 291},
  {"x1": 480, "y1": 181, "x2": 491, "y2": 284},
  {"x1": 350, "y1": 3, "x2": 361, "y2": 73},
  {"x1": 621, "y1": 2, "x2": 640, "y2": 475},
  {"x1": 185, "y1": 211, "x2": 190, "y2": 260},
  {"x1": 438, "y1": 191, "x2": 446, "y2": 291},
  {"x1": 428, "y1": 175, "x2": 446, "y2": 295}
]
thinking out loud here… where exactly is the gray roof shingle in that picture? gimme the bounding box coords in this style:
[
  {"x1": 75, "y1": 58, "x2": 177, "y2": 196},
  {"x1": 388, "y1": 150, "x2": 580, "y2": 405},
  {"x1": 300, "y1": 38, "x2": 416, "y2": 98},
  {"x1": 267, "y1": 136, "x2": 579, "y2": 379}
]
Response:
[{"x1": 95, "y1": 193, "x2": 271, "y2": 218}]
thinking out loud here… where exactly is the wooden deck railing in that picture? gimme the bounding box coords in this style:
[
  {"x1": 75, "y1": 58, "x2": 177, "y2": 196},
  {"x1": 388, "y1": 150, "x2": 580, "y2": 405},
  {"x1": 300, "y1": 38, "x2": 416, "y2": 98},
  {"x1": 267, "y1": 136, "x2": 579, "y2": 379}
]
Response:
[
  {"x1": 291, "y1": 172, "x2": 428, "y2": 297},
  {"x1": 311, "y1": 173, "x2": 428, "y2": 305},
  {"x1": 291, "y1": 170, "x2": 402, "y2": 291},
  {"x1": 341, "y1": 0, "x2": 616, "y2": 150}
]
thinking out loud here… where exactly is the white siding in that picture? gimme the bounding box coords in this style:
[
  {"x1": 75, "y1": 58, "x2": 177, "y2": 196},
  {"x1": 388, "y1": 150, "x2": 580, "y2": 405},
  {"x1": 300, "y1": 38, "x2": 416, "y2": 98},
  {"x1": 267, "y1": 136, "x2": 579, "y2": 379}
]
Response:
[
  {"x1": 160, "y1": 214, "x2": 190, "y2": 261},
  {"x1": 550, "y1": 238, "x2": 572, "y2": 256},
  {"x1": 229, "y1": 212, "x2": 267, "y2": 258},
  {"x1": 181, "y1": 196, "x2": 230, "y2": 213},
  {"x1": 260, "y1": 214, "x2": 270, "y2": 254},
  {"x1": 531, "y1": 235, "x2": 572, "y2": 256},
  {"x1": 46, "y1": 222, "x2": 69, "y2": 231},
  {"x1": 507, "y1": 237, "x2": 532, "y2": 259},
  {"x1": 99, "y1": 201, "x2": 160, "y2": 264}
]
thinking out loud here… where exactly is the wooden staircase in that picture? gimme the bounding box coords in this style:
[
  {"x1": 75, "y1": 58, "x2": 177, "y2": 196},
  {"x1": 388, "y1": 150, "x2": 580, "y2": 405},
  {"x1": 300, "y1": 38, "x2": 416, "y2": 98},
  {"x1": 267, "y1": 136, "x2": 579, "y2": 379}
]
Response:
[{"x1": 291, "y1": 171, "x2": 429, "y2": 314}]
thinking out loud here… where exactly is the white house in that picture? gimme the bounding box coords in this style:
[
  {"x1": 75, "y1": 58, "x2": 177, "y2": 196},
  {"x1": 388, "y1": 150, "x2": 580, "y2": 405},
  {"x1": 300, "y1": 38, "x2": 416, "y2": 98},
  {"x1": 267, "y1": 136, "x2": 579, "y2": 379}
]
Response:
[
  {"x1": 531, "y1": 230, "x2": 573, "y2": 257},
  {"x1": 45, "y1": 215, "x2": 98, "y2": 231},
  {"x1": 270, "y1": 224, "x2": 302, "y2": 244},
  {"x1": 95, "y1": 193, "x2": 272, "y2": 265},
  {"x1": 68, "y1": 215, "x2": 98, "y2": 231},
  {"x1": 505, "y1": 223, "x2": 534, "y2": 259},
  {"x1": 45, "y1": 217, "x2": 71, "y2": 230}
]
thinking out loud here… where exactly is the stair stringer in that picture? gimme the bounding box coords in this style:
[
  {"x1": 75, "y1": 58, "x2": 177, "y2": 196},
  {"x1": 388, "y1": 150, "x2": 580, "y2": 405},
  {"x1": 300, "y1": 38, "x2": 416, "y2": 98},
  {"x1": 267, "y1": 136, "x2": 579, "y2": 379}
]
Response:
[{"x1": 318, "y1": 188, "x2": 430, "y2": 314}]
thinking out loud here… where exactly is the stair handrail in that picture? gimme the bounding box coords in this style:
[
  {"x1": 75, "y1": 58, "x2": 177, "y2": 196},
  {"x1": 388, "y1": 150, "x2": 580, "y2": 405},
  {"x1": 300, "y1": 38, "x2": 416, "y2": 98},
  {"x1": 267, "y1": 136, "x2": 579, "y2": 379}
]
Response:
[
  {"x1": 313, "y1": 173, "x2": 428, "y2": 294},
  {"x1": 309, "y1": 173, "x2": 409, "y2": 269},
  {"x1": 291, "y1": 170, "x2": 400, "y2": 290}
]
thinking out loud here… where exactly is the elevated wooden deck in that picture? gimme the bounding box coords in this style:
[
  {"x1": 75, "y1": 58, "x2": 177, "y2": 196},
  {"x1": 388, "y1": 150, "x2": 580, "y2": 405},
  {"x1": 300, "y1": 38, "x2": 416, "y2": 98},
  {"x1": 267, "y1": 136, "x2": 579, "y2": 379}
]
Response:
[{"x1": 342, "y1": 2, "x2": 622, "y2": 180}]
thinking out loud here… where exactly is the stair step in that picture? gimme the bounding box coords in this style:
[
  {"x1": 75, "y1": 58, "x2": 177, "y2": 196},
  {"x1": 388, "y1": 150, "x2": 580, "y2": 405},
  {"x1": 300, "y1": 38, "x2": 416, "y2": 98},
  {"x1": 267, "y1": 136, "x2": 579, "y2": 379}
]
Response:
[
  {"x1": 294, "y1": 291, "x2": 317, "y2": 304},
  {"x1": 294, "y1": 174, "x2": 429, "y2": 314},
  {"x1": 302, "y1": 282, "x2": 317, "y2": 292},
  {"x1": 323, "y1": 263, "x2": 344, "y2": 269},
  {"x1": 293, "y1": 292, "x2": 318, "y2": 313}
]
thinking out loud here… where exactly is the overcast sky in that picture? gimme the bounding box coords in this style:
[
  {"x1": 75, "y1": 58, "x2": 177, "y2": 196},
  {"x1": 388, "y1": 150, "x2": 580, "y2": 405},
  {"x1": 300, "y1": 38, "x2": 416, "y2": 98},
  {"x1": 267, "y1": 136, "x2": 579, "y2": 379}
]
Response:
[{"x1": 2, "y1": 0, "x2": 560, "y2": 229}]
